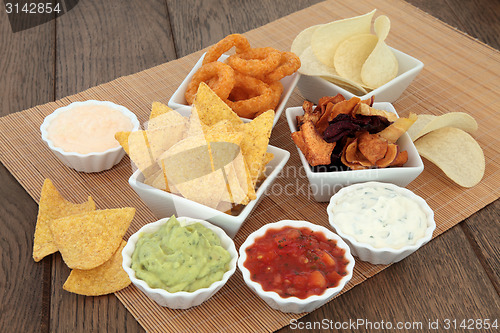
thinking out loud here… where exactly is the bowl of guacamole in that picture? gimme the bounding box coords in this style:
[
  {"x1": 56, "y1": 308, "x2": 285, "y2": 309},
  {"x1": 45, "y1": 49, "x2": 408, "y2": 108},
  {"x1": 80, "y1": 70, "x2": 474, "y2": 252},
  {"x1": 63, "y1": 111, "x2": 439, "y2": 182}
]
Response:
[{"x1": 122, "y1": 216, "x2": 238, "y2": 309}]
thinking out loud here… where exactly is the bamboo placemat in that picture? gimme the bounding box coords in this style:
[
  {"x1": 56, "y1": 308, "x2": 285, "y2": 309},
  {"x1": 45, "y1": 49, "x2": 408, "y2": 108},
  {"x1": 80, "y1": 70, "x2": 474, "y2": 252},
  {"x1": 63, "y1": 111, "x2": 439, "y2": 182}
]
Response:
[{"x1": 1, "y1": 0, "x2": 499, "y2": 332}]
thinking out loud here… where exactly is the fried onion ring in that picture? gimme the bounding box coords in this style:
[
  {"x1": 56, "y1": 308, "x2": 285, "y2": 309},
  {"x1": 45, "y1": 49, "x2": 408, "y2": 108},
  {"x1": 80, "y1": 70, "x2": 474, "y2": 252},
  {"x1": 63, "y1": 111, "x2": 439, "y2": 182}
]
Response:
[
  {"x1": 185, "y1": 62, "x2": 235, "y2": 104},
  {"x1": 225, "y1": 73, "x2": 273, "y2": 119},
  {"x1": 202, "y1": 34, "x2": 251, "y2": 65},
  {"x1": 259, "y1": 51, "x2": 301, "y2": 82},
  {"x1": 226, "y1": 47, "x2": 282, "y2": 77}
]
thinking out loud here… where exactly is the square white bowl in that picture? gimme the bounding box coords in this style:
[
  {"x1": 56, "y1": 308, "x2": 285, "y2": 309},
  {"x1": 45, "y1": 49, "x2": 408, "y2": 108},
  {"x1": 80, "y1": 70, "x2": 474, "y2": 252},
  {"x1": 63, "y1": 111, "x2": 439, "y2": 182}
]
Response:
[
  {"x1": 286, "y1": 102, "x2": 424, "y2": 202},
  {"x1": 122, "y1": 216, "x2": 238, "y2": 309},
  {"x1": 129, "y1": 145, "x2": 290, "y2": 238},
  {"x1": 168, "y1": 53, "x2": 300, "y2": 127},
  {"x1": 297, "y1": 47, "x2": 423, "y2": 103}
]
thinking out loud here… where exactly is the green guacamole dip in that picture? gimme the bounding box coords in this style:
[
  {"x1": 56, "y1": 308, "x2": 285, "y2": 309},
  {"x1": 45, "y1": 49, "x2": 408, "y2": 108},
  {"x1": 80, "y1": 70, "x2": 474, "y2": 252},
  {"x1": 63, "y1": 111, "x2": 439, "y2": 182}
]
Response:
[{"x1": 131, "y1": 216, "x2": 231, "y2": 293}]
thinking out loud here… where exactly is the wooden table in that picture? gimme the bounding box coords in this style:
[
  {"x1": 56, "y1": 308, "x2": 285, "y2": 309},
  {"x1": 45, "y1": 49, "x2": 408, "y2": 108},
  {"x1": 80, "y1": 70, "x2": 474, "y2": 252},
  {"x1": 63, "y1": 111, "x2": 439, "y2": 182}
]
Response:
[{"x1": 1, "y1": 1, "x2": 498, "y2": 332}]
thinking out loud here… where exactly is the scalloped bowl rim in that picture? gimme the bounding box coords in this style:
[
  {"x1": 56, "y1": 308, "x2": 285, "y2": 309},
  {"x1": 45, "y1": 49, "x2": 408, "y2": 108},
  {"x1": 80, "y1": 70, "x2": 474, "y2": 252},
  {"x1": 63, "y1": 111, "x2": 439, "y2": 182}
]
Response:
[
  {"x1": 238, "y1": 220, "x2": 355, "y2": 305},
  {"x1": 327, "y1": 181, "x2": 436, "y2": 255},
  {"x1": 122, "y1": 216, "x2": 238, "y2": 299},
  {"x1": 40, "y1": 100, "x2": 140, "y2": 157}
]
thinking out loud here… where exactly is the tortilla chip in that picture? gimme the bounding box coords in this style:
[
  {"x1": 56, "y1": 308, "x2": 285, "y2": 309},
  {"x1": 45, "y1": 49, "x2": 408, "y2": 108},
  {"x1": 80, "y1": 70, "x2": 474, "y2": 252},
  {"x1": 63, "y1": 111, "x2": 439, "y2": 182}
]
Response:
[
  {"x1": 149, "y1": 101, "x2": 173, "y2": 121},
  {"x1": 239, "y1": 110, "x2": 274, "y2": 185},
  {"x1": 148, "y1": 105, "x2": 187, "y2": 131},
  {"x1": 63, "y1": 240, "x2": 131, "y2": 296},
  {"x1": 33, "y1": 179, "x2": 96, "y2": 262},
  {"x1": 49, "y1": 208, "x2": 135, "y2": 270},
  {"x1": 194, "y1": 82, "x2": 243, "y2": 128}
]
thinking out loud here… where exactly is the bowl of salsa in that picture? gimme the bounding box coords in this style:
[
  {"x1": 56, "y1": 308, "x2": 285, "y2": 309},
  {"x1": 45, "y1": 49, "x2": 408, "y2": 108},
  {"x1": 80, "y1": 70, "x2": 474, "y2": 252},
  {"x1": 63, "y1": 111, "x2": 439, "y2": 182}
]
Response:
[{"x1": 237, "y1": 220, "x2": 355, "y2": 313}]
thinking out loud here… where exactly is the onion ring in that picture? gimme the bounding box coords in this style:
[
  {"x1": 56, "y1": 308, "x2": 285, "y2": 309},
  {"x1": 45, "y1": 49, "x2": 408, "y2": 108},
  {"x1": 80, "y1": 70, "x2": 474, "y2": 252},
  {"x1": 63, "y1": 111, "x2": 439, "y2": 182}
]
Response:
[
  {"x1": 253, "y1": 80, "x2": 283, "y2": 117},
  {"x1": 225, "y1": 73, "x2": 273, "y2": 118},
  {"x1": 202, "y1": 34, "x2": 251, "y2": 65},
  {"x1": 226, "y1": 47, "x2": 282, "y2": 77},
  {"x1": 185, "y1": 62, "x2": 235, "y2": 104},
  {"x1": 259, "y1": 51, "x2": 301, "y2": 82}
]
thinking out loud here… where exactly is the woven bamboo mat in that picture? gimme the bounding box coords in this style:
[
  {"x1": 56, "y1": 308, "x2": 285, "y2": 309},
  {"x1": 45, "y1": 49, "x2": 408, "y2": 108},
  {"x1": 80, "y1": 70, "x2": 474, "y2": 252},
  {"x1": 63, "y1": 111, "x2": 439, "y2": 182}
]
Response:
[{"x1": 1, "y1": 0, "x2": 499, "y2": 332}]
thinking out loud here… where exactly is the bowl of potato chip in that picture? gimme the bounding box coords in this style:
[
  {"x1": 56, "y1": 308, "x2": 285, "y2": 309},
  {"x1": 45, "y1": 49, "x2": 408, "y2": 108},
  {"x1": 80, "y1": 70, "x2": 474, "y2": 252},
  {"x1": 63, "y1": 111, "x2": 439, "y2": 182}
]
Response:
[
  {"x1": 119, "y1": 85, "x2": 290, "y2": 237},
  {"x1": 292, "y1": 10, "x2": 423, "y2": 103},
  {"x1": 168, "y1": 34, "x2": 301, "y2": 127},
  {"x1": 286, "y1": 94, "x2": 424, "y2": 202}
]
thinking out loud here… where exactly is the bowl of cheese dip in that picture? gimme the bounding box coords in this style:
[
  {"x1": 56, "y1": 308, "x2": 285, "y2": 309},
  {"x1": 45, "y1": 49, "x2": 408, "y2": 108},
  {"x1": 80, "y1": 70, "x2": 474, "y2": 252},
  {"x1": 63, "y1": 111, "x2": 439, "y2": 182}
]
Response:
[
  {"x1": 327, "y1": 181, "x2": 435, "y2": 265},
  {"x1": 41, "y1": 100, "x2": 139, "y2": 172}
]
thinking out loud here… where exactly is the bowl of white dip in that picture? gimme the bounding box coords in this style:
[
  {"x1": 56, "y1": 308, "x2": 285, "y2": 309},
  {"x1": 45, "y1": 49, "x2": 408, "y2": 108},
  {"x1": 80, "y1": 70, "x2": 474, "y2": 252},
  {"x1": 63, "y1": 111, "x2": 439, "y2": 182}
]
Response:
[
  {"x1": 41, "y1": 100, "x2": 140, "y2": 173},
  {"x1": 327, "y1": 181, "x2": 435, "y2": 265}
]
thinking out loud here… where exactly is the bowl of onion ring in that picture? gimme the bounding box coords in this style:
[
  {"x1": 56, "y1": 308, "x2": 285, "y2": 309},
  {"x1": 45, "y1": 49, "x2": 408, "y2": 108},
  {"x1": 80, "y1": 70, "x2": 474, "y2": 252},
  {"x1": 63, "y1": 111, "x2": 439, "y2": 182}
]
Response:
[{"x1": 169, "y1": 53, "x2": 300, "y2": 128}]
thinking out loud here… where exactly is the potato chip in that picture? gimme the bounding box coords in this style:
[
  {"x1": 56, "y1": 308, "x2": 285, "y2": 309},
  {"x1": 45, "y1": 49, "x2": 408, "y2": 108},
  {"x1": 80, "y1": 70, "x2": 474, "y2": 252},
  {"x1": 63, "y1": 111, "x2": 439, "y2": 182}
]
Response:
[
  {"x1": 311, "y1": 10, "x2": 376, "y2": 67},
  {"x1": 334, "y1": 34, "x2": 378, "y2": 84},
  {"x1": 291, "y1": 24, "x2": 321, "y2": 57},
  {"x1": 33, "y1": 179, "x2": 96, "y2": 262},
  {"x1": 194, "y1": 82, "x2": 243, "y2": 128},
  {"x1": 415, "y1": 127, "x2": 485, "y2": 187},
  {"x1": 298, "y1": 46, "x2": 368, "y2": 94},
  {"x1": 50, "y1": 207, "x2": 135, "y2": 270},
  {"x1": 361, "y1": 16, "x2": 398, "y2": 88},
  {"x1": 63, "y1": 240, "x2": 130, "y2": 296},
  {"x1": 407, "y1": 112, "x2": 478, "y2": 141}
]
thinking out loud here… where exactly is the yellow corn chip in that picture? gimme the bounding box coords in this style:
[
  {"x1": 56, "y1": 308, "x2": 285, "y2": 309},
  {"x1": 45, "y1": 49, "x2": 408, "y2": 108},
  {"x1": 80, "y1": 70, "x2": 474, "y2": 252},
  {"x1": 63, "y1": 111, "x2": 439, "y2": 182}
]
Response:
[
  {"x1": 63, "y1": 240, "x2": 130, "y2": 296},
  {"x1": 148, "y1": 104, "x2": 187, "y2": 131},
  {"x1": 194, "y1": 82, "x2": 242, "y2": 128},
  {"x1": 239, "y1": 110, "x2": 274, "y2": 186},
  {"x1": 149, "y1": 101, "x2": 173, "y2": 120},
  {"x1": 33, "y1": 179, "x2": 95, "y2": 262},
  {"x1": 50, "y1": 208, "x2": 135, "y2": 270}
]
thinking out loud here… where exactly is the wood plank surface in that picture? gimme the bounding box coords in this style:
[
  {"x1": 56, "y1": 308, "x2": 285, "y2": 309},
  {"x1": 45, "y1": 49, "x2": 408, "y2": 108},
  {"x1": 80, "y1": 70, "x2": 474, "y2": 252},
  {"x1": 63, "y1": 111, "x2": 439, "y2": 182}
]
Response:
[
  {"x1": 49, "y1": 0, "x2": 176, "y2": 331},
  {"x1": 0, "y1": 7, "x2": 55, "y2": 333},
  {"x1": 0, "y1": 0, "x2": 498, "y2": 332}
]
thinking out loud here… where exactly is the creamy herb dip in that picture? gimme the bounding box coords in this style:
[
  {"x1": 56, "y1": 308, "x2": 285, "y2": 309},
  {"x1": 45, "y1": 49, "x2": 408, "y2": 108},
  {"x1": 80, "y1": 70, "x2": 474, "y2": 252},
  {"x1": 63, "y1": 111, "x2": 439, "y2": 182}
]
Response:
[
  {"x1": 330, "y1": 185, "x2": 428, "y2": 249},
  {"x1": 131, "y1": 216, "x2": 231, "y2": 292}
]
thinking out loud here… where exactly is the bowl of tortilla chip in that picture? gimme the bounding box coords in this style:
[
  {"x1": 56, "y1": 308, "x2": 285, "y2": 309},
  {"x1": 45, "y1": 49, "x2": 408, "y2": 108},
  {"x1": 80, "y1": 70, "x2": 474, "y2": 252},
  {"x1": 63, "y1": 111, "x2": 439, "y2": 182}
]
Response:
[
  {"x1": 286, "y1": 98, "x2": 423, "y2": 202},
  {"x1": 119, "y1": 86, "x2": 290, "y2": 238},
  {"x1": 129, "y1": 143, "x2": 289, "y2": 238}
]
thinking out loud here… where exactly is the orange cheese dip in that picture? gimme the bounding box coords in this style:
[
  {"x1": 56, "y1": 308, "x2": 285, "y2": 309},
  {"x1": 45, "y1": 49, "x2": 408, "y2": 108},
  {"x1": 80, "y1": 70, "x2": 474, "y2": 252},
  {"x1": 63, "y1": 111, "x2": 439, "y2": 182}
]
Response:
[{"x1": 47, "y1": 104, "x2": 134, "y2": 154}]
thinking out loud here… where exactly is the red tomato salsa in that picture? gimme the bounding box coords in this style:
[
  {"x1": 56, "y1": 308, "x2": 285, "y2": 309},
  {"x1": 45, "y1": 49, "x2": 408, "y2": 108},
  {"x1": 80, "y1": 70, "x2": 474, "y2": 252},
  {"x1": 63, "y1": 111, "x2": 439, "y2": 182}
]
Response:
[{"x1": 244, "y1": 226, "x2": 350, "y2": 299}]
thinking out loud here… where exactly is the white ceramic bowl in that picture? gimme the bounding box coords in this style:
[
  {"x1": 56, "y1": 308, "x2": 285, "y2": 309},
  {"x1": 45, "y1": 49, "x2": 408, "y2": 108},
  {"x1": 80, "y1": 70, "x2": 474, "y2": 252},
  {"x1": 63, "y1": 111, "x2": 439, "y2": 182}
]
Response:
[
  {"x1": 122, "y1": 216, "x2": 238, "y2": 309},
  {"x1": 129, "y1": 144, "x2": 290, "y2": 238},
  {"x1": 327, "y1": 182, "x2": 436, "y2": 265},
  {"x1": 168, "y1": 53, "x2": 300, "y2": 127},
  {"x1": 286, "y1": 102, "x2": 424, "y2": 202},
  {"x1": 297, "y1": 47, "x2": 423, "y2": 103},
  {"x1": 238, "y1": 220, "x2": 354, "y2": 313},
  {"x1": 40, "y1": 100, "x2": 140, "y2": 173}
]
